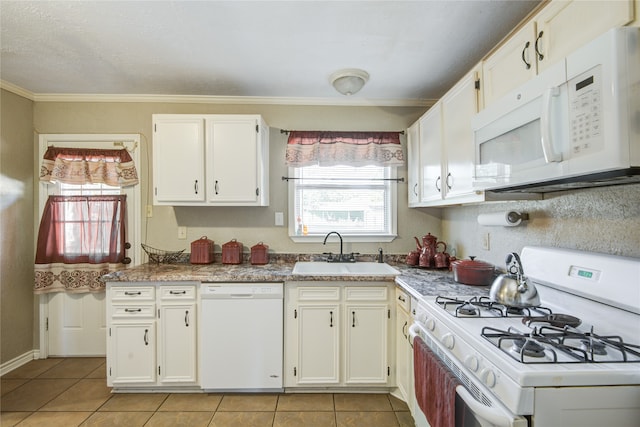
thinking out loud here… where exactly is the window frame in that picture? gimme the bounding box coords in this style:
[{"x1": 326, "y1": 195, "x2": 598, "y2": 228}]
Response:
[{"x1": 287, "y1": 165, "x2": 398, "y2": 243}]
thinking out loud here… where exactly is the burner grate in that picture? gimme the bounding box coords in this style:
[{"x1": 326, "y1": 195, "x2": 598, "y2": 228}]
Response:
[
  {"x1": 482, "y1": 325, "x2": 640, "y2": 364},
  {"x1": 435, "y1": 296, "x2": 552, "y2": 318}
]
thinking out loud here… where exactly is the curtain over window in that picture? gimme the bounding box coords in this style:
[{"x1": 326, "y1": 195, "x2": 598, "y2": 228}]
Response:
[
  {"x1": 285, "y1": 131, "x2": 404, "y2": 167},
  {"x1": 34, "y1": 195, "x2": 127, "y2": 294},
  {"x1": 40, "y1": 147, "x2": 139, "y2": 187}
]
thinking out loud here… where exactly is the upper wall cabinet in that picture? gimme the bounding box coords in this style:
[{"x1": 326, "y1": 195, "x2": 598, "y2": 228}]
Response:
[
  {"x1": 409, "y1": 65, "x2": 484, "y2": 207},
  {"x1": 483, "y1": 0, "x2": 633, "y2": 107},
  {"x1": 153, "y1": 114, "x2": 269, "y2": 206}
]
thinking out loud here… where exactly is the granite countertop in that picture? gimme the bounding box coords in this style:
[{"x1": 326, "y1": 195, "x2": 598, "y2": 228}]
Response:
[{"x1": 103, "y1": 259, "x2": 490, "y2": 299}]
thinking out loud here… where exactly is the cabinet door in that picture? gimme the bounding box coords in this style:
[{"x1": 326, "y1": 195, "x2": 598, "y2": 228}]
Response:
[
  {"x1": 153, "y1": 116, "x2": 206, "y2": 204},
  {"x1": 109, "y1": 322, "x2": 156, "y2": 385},
  {"x1": 159, "y1": 303, "x2": 197, "y2": 384},
  {"x1": 395, "y1": 304, "x2": 411, "y2": 402},
  {"x1": 407, "y1": 121, "x2": 421, "y2": 207},
  {"x1": 482, "y1": 21, "x2": 538, "y2": 107},
  {"x1": 296, "y1": 304, "x2": 340, "y2": 384},
  {"x1": 419, "y1": 105, "x2": 444, "y2": 203},
  {"x1": 344, "y1": 304, "x2": 389, "y2": 384},
  {"x1": 441, "y1": 67, "x2": 482, "y2": 201},
  {"x1": 207, "y1": 117, "x2": 262, "y2": 204},
  {"x1": 535, "y1": 0, "x2": 633, "y2": 73}
]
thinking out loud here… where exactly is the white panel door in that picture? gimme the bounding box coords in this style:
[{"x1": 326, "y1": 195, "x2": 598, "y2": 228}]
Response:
[
  {"x1": 153, "y1": 116, "x2": 206, "y2": 203},
  {"x1": 48, "y1": 292, "x2": 107, "y2": 356},
  {"x1": 297, "y1": 304, "x2": 340, "y2": 384},
  {"x1": 208, "y1": 118, "x2": 259, "y2": 203},
  {"x1": 159, "y1": 303, "x2": 197, "y2": 384},
  {"x1": 419, "y1": 105, "x2": 444, "y2": 203},
  {"x1": 344, "y1": 304, "x2": 388, "y2": 384}
]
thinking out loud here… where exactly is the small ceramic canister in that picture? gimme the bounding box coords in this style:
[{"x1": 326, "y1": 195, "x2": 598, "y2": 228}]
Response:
[{"x1": 250, "y1": 242, "x2": 269, "y2": 265}]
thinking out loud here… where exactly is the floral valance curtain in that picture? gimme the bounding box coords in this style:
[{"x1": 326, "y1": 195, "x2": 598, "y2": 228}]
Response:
[
  {"x1": 285, "y1": 131, "x2": 404, "y2": 167},
  {"x1": 40, "y1": 147, "x2": 139, "y2": 187},
  {"x1": 34, "y1": 195, "x2": 127, "y2": 294}
]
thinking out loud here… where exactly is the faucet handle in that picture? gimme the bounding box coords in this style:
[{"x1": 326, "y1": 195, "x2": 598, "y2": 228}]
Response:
[
  {"x1": 348, "y1": 252, "x2": 360, "y2": 262},
  {"x1": 323, "y1": 252, "x2": 334, "y2": 262}
]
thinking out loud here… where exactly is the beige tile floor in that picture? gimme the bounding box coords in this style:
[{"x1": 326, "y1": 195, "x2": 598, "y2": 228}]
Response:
[{"x1": 1, "y1": 358, "x2": 415, "y2": 426}]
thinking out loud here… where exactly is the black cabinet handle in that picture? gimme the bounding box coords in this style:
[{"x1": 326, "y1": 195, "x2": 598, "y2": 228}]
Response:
[
  {"x1": 329, "y1": 311, "x2": 333, "y2": 328},
  {"x1": 124, "y1": 291, "x2": 141, "y2": 296},
  {"x1": 185, "y1": 310, "x2": 190, "y2": 327},
  {"x1": 124, "y1": 308, "x2": 142, "y2": 313},
  {"x1": 144, "y1": 329, "x2": 149, "y2": 346},
  {"x1": 435, "y1": 176, "x2": 441, "y2": 192},
  {"x1": 352, "y1": 311, "x2": 356, "y2": 328},
  {"x1": 398, "y1": 295, "x2": 406, "y2": 303},
  {"x1": 402, "y1": 321, "x2": 408, "y2": 339},
  {"x1": 521, "y1": 41, "x2": 531, "y2": 70},
  {"x1": 413, "y1": 183, "x2": 418, "y2": 196},
  {"x1": 169, "y1": 290, "x2": 186, "y2": 295},
  {"x1": 194, "y1": 180, "x2": 199, "y2": 194},
  {"x1": 215, "y1": 180, "x2": 219, "y2": 195},
  {"x1": 446, "y1": 172, "x2": 452, "y2": 190},
  {"x1": 535, "y1": 31, "x2": 544, "y2": 61}
]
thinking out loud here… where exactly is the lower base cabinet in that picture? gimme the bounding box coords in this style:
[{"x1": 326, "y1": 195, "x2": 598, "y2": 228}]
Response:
[
  {"x1": 284, "y1": 282, "x2": 394, "y2": 388},
  {"x1": 106, "y1": 283, "x2": 198, "y2": 389}
]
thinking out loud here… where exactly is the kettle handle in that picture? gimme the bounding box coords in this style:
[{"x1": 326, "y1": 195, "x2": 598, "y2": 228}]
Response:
[
  {"x1": 505, "y1": 252, "x2": 524, "y2": 276},
  {"x1": 414, "y1": 236, "x2": 422, "y2": 250}
]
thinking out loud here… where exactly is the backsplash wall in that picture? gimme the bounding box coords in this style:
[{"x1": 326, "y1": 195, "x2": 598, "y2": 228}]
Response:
[{"x1": 441, "y1": 183, "x2": 640, "y2": 268}]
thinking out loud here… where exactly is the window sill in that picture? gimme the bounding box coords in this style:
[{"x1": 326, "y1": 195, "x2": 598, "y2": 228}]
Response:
[{"x1": 289, "y1": 234, "x2": 397, "y2": 244}]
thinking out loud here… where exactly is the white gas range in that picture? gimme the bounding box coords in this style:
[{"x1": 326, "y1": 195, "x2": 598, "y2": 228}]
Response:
[{"x1": 410, "y1": 246, "x2": 640, "y2": 427}]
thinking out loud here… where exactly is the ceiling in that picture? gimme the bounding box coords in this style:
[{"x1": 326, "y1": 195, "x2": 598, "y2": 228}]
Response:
[{"x1": 0, "y1": 1, "x2": 541, "y2": 105}]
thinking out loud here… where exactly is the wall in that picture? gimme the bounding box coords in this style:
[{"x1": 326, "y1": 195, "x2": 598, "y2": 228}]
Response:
[
  {"x1": 0, "y1": 89, "x2": 35, "y2": 365},
  {"x1": 441, "y1": 183, "x2": 640, "y2": 269},
  {"x1": 33, "y1": 101, "x2": 440, "y2": 259}
]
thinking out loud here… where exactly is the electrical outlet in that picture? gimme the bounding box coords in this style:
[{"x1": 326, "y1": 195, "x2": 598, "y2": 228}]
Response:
[
  {"x1": 482, "y1": 232, "x2": 490, "y2": 250},
  {"x1": 275, "y1": 212, "x2": 284, "y2": 226},
  {"x1": 146, "y1": 205, "x2": 153, "y2": 218},
  {"x1": 178, "y1": 226, "x2": 187, "y2": 239}
]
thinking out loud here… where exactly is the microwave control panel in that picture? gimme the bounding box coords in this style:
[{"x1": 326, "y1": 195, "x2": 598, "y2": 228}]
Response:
[{"x1": 568, "y1": 65, "x2": 604, "y2": 157}]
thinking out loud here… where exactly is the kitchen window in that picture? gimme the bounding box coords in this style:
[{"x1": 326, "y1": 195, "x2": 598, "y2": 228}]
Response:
[{"x1": 288, "y1": 164, "x2": 398, "y2": 242}]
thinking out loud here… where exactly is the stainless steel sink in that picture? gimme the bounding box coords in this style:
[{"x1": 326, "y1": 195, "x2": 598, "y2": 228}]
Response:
[{"x1": 292, "y1": 261, "x2": 400, "y2": 276}]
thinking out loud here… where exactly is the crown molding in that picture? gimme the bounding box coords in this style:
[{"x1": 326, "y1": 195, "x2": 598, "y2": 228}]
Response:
[
  {"x1": 32, "y1": 92, "x2": 434, "y2": 107},
  {"x1": 0, "y1": 80, "x2": 35, "y2": 100}
]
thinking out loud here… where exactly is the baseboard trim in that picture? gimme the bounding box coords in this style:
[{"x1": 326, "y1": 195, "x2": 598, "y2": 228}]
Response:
[{"x1": 0, "y1": 350, "x2": 38, "y2": 376}]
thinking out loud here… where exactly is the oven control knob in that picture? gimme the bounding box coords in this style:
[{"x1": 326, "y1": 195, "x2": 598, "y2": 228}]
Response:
[
  {"x1": 441, "y1": 333, "x2": 455, "y2": 349},
  {"x1": 465, "y1": 355, "x2": 479, "y2": 372},
  {"x1": 425, "y1": 318, "x2": 436, "y2": 331},
  {"x1": 481, "y1": 368, "x2": 497, "y2": 388}
]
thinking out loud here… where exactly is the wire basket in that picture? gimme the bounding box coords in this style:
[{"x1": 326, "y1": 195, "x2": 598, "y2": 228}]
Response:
[{"x1": 141, "y1": 244, "x2": 185, "y2": 264}]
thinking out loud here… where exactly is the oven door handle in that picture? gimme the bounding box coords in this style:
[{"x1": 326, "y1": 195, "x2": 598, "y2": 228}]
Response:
[{"x1": 456, "y1": 385, "x2": 519, "y2": 427}]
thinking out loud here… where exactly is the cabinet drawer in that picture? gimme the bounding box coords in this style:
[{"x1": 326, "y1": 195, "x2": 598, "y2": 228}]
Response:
[
  {"x1": 159, "y1": 285, "x2": 196, "y2": 300},
  {"x1": 111, "y1": 286, "x2": 155, "y2": 301},
  {"x1": 345, "y1": 287, "x2": 388, "y2": 301},
  {"x1": 297, "y1": 287, "x2": 340, "y2": 301},
  {"x1": 112, "y1": 304, "x2": 156, "y2": 319},
  {"x1": 395, "y1": 288, "x2": 411, "y2": 312}
]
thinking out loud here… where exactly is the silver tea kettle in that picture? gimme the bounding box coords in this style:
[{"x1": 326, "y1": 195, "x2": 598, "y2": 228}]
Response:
[{"x1": 489, "y1": 252, "x2": 540, "y2": 308}]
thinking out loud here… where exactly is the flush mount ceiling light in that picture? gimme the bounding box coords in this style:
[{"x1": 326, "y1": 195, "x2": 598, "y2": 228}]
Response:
[{"x1": 330, "y1": 69, "x2": 369, "y2": 96}]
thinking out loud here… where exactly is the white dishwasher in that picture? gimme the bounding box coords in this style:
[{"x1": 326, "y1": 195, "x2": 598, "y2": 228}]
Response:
[{"x1": 199, "y1": 282, "x2": 283, "y2": 391}]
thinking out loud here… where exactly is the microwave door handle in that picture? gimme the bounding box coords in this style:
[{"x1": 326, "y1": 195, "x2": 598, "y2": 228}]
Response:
[
  {"x1": 456, "y1": 385, "x2": 519, "y2": 427},
  {"x1": 540, "y1": 86, "x2": 562, "y2": 163}
]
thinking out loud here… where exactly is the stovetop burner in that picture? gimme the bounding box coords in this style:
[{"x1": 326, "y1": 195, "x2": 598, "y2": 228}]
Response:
[
  {"x1": 482, "y1": 325, "x2": 640, "y2": 364},
  {"x1": 436, "y1": 296, "x2": 553, "y2": 318}
]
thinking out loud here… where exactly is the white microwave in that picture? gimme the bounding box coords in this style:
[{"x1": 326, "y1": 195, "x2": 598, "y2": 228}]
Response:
[{"x1": 472, "y1": 27, "x2": 640, "y2": 193}]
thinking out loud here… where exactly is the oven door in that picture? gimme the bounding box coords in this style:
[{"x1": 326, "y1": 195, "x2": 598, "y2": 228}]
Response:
[{"x1": 410, "y1": 323, "x2": 528, "y2": 427}]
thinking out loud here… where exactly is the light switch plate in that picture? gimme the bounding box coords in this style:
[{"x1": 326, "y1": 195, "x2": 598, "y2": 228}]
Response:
[
  {"x1": 178, "y1": 226, "x2": 187, "y2": 239},
  {"x1": 275, "y1": 212, "x2": 284, "y2": 226}
]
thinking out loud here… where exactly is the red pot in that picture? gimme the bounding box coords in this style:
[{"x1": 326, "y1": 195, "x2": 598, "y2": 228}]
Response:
[{"x1": 451, "y1": 256, "x2": 495, "y2": 286}]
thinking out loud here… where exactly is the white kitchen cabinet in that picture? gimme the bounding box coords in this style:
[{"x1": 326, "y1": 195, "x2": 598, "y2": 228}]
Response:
[
  {"x1": 406, "y1": 120, "x2": 421, "y2": 207},
  {"x1": 107, "y1": 283, "x2": 199, "y2": 390},
  {"x1": 157, "y1": 286, "x2": 197, "y2": 384},
  {"x1": 110, "y1": 320, "x2": 156, "y2": 385},
  {"x1": 440, "y1": 66, "x2": 483, "y2": 202},
  {"x1": 409, "y1": 66, "x2": 484, "y2": 207},
  {"x1": 152, "y1": 114, "x2": 269, "y2": 206},
  {"x1": 394, "y1": 287, "x2": 413, "y2": 405},
  {"x1": 483, "y1": 0, "x2": 633, "y2": 107},
  {"x1": 285, "y1": 282, "x2": 393, "y2": 388},
  {"x1": 153, "y1": 116, "x2": 206, "y2": 204},
  {"x1": 418, "y1": 104, "x2": 443, "y2": 204},
  {"x1": 296, "y1": 303, "x2": 341, "y2": 384}
]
